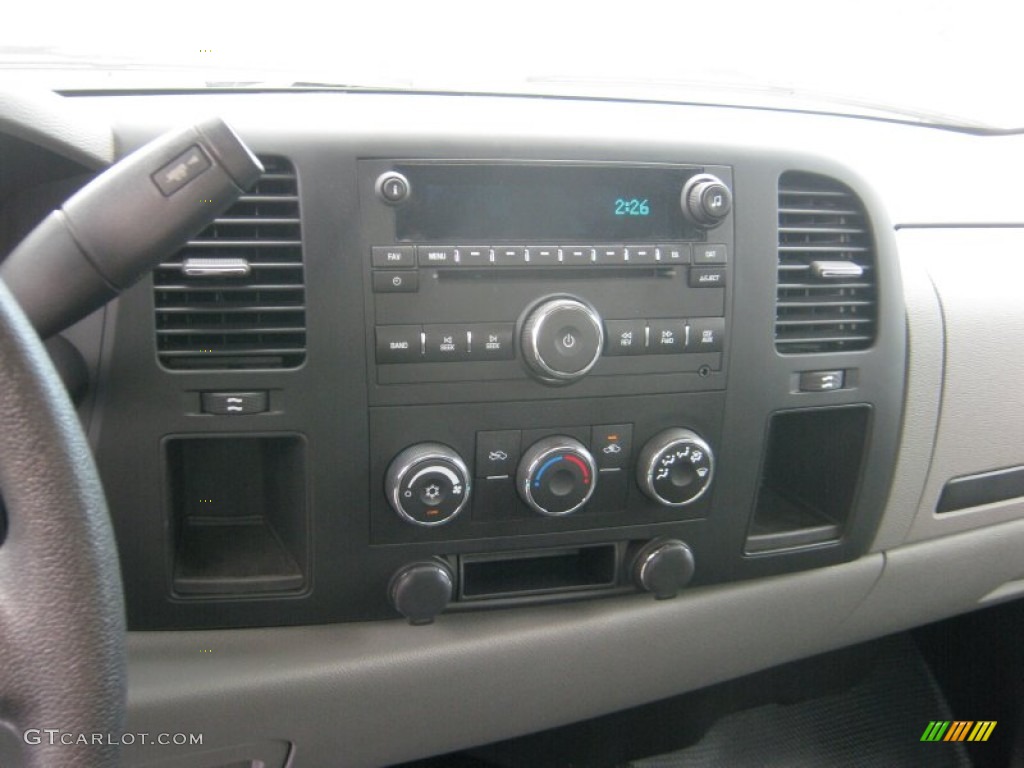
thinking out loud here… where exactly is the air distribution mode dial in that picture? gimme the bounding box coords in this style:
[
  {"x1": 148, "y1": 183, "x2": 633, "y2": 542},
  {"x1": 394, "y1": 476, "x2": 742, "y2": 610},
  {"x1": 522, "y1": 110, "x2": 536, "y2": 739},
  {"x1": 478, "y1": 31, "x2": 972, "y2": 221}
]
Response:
[
  {"x1": 681, "y1": 173, "x2": 732, "y2": 228},
  {"x1": 385, "y1": 443, "x2": 471, "y2": 526},
  {"x1": 520, "y1": 297, "x2": 604, "y2": 384},
  {"x1": 517, "y1": 436, "x2": 598, "y2": 516},
  {"x1": 637, "y1": 428, "x2": 715, "y2": 507}
]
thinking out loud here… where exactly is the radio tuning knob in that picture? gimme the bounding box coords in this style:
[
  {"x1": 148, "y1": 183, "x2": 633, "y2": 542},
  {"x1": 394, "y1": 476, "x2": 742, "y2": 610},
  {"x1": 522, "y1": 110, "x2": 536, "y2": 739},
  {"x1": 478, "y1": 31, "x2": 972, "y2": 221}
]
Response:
[
  {"x1": 681, "y1": 174, "x2": 732, "y2": 228},
  {"x1": 385, "y1": 443, "x2": 471, "y2": 527},
  {"x1": 520, "y1": 297, "x2": 604, "y2": 385},
  {"x1": 517, "y1": 436, "x2": 598, "y2": 517},
  {"x1": 637, "y1": 428, "x2": 715, "y2": 507}
]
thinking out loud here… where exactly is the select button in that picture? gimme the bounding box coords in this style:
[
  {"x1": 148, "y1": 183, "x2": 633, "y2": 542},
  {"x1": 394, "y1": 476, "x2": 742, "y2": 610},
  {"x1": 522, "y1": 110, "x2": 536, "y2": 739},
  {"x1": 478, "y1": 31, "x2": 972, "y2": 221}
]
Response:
[{"x1": 689, "y1": 267, "x2": 727, "y2": 287}]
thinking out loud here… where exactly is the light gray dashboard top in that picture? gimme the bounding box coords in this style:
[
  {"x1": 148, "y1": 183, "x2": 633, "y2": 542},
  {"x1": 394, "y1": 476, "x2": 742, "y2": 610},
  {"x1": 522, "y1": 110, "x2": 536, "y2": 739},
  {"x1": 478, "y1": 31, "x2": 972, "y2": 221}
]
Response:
[{"x1": 0, "y1": 88, "x2": 113, "y2": 169}]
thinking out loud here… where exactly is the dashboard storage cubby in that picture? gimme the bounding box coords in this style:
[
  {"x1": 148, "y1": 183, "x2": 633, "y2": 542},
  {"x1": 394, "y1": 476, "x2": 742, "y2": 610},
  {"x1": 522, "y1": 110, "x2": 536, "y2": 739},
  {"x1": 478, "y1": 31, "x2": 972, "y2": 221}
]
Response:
[
  {"x1": 746, "y1": 406, "x2": 870, "y2": 553},
  {"x1": 166, "y1": 435, "x2": 307, "y2": 596}
]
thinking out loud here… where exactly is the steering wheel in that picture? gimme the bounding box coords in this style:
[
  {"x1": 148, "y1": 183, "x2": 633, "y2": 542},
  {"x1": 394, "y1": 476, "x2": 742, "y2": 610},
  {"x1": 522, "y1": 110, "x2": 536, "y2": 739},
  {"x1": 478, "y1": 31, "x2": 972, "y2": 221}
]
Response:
[{"x1": 0, "y1": 279, "x2": 125, "y2": 766}]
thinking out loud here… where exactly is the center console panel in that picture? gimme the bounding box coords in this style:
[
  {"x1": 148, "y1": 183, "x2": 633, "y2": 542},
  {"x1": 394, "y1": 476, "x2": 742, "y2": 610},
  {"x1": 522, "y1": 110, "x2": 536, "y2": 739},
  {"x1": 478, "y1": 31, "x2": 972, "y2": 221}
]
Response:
[{"x1": 93, "y1": 125, "x2": 906, "y2": 630}]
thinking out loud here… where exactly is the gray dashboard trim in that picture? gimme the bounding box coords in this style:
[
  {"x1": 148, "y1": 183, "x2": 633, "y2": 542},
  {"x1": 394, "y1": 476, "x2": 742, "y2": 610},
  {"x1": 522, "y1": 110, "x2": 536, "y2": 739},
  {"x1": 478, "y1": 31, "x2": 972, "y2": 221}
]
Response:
[
  {"x1": 869, "y1": 235, "x2": 944, "y2": 551},
  {"x1": 125, "y1": 555, "x2": 882, "y2": 768},
  {"x1": 124, "y1": 515, "x2": 1024, "y2": 767},
  {"x1": 0, "y1": 88, "x2": 113, "y2": 169},
  {"x1": 903, "y1": 228, "x2": 1024, "y2": 541}
]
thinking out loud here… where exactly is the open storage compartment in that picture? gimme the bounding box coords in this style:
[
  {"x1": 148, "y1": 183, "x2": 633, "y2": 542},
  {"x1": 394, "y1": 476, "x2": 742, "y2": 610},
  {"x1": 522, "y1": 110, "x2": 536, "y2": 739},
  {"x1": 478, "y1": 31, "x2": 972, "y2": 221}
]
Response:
[
  {"x1": 746, "y1": 405, "x2": 870, "y2": 553},
  {"x1": 459, "y1": 544, "x2": 618, "y2": 600},
  {"x1": 166, "y1": 435, "x2": 308, "y2": 595}
]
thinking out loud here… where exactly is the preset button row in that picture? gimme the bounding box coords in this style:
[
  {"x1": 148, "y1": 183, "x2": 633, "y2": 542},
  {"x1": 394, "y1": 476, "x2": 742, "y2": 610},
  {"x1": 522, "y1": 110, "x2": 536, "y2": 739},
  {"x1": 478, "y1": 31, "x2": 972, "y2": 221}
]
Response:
[{"x1": 373, "y1": 243, "x2": 727, "y2": 268}]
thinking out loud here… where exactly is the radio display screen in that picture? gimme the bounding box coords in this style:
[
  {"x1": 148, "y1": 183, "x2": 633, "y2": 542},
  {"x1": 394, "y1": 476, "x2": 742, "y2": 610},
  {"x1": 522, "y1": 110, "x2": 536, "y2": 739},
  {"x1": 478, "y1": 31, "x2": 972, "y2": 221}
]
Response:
[{"x1": 395, "y1": 164, "x2": 703, "y2": 241}]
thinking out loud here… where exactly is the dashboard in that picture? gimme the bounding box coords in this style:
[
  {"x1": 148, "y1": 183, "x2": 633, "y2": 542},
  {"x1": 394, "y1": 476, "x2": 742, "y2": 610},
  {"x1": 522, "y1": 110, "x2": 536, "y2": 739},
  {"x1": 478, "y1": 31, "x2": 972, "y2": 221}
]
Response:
[{"x1": 2, "y1": 88, "x2": 1024, "y2": 767}]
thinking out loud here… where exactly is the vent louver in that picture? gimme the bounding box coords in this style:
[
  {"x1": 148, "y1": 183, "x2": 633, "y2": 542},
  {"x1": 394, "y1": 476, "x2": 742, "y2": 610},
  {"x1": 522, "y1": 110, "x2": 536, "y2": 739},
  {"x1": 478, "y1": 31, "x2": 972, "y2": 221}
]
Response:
[
  {"x1": 776, "y1": 172, "x2": 877, "y2": 354},
  {"x1": 154, "y1": 156, "x2": 306, "y2": 370}
]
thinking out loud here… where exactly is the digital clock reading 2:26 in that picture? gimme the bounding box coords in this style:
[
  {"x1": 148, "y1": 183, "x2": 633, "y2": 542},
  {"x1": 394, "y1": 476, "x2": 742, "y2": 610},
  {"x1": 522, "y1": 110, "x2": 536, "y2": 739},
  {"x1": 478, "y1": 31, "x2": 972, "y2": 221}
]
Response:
[{"x1": 614, "y1": 198, "x2": 651, "y2": 216}]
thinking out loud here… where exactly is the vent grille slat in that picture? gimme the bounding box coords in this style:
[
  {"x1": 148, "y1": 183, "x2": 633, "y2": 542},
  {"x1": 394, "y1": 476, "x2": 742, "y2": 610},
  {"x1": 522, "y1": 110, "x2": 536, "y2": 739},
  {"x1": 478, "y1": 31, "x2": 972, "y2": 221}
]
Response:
[
  {"x1": 154, "y1": 155, "x2": 306, "y2": 370},
  {"x1": 775, "y1": 172, "x2": 877, "y2": 354}
]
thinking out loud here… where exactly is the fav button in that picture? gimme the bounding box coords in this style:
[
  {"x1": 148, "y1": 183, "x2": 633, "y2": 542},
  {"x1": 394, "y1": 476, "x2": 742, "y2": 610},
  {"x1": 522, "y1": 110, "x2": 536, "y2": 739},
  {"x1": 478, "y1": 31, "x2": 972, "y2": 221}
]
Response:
[{"x1": 371, "y1": 245, "x2": 415, "y2": 268}]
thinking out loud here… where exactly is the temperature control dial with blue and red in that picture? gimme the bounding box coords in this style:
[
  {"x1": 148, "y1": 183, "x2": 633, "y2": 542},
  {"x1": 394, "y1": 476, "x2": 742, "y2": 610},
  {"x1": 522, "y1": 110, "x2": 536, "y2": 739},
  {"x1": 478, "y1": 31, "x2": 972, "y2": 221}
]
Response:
[{"x1": 516, "y1": 436, "x2": 598, "y2": 516}]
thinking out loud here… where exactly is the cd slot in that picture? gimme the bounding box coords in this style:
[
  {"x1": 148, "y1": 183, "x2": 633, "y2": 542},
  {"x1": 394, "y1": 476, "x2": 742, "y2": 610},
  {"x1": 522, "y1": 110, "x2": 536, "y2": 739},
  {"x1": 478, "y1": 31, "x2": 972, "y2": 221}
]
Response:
[{"x1": 438, "y1": 266, "x2": 677, "y2": 281}]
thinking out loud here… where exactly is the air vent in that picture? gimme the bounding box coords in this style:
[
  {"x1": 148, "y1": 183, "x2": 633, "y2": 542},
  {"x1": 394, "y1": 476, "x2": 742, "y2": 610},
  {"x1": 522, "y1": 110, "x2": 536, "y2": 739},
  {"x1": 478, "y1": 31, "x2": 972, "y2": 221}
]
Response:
[
  {"x1": 154, "y1": 156, "x2": 306, "y2": 370},
  {"x1": 776, "y1": 172, "x2": 876, "y2": 354}
]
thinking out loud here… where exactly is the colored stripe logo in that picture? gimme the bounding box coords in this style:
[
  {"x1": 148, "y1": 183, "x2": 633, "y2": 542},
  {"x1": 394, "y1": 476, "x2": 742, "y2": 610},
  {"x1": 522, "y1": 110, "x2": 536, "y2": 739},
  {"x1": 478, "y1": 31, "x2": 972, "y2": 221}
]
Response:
[{"x1": 921, "y1": 721, "x2": 997, "y2": 742}]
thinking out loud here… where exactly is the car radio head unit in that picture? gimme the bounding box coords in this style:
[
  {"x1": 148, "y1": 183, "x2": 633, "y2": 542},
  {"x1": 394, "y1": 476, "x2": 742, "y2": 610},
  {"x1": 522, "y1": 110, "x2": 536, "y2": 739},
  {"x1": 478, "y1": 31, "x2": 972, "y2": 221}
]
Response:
[{"x1": 360, "y1": 160, "x2": 734, "y2": 395}]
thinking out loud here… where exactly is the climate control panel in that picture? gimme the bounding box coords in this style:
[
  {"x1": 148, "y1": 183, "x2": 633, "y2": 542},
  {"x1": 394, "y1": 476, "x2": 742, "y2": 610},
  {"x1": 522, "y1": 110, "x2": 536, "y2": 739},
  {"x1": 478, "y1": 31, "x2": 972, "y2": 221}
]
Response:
[{"x1": 377, "y1": 412, "x2": 720, "y2": 542}]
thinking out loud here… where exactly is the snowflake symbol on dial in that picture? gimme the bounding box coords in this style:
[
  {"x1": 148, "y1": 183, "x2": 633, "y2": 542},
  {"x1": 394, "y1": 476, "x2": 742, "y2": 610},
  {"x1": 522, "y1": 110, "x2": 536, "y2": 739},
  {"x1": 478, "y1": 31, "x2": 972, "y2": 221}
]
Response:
[{"x1": 423, "y1": 484, "x2": 442, "y2": 503}]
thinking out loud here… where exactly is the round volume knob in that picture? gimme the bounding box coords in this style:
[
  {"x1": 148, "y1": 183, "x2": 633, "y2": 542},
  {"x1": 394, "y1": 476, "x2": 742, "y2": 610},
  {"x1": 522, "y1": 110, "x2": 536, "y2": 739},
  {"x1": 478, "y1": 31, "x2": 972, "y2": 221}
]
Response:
[
  {"x1": 520, "y1": 297, "x2": 604, "y2": 384},
  {"x1": 385, "y1": 443, "x2": 471, "y2": 527},
  {"x1": 637, "y1": 428, "x2": 715, "y2": 507},
  {"x1": 389, "y1": 560, "x2": 453, "y2": 625},
  {"x1": 375, "y1": 171, "x2": 410, "y2": 204},
  {"x1": 633, "y1": 539, "x2": 695, "y2": 599},
  {"x1": 517, "y1": 436, "x2": 597, "y2": 516},
  {"x1": 681, "y1": 173, "x2": 732, "y2": 227}
]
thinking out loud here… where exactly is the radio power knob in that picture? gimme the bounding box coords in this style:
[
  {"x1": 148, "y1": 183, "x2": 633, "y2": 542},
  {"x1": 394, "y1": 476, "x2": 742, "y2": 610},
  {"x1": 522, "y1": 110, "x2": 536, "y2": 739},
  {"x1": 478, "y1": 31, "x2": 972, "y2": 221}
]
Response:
[
  {"x1": 681, "y1": 174, "x2": 732, "y2": 228},
  {"x1": 637, "y1": 428, "x2": 715, "y2": 507},
  {"x1": 385, "y1": 443, "x2": 471, "y2": 527},
  {"x1": 517, "y1": 436, "x2": 598, "y2": 516},
  {"x1": 520, "y1": 297, "x2": 604, "y2": 384}
]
